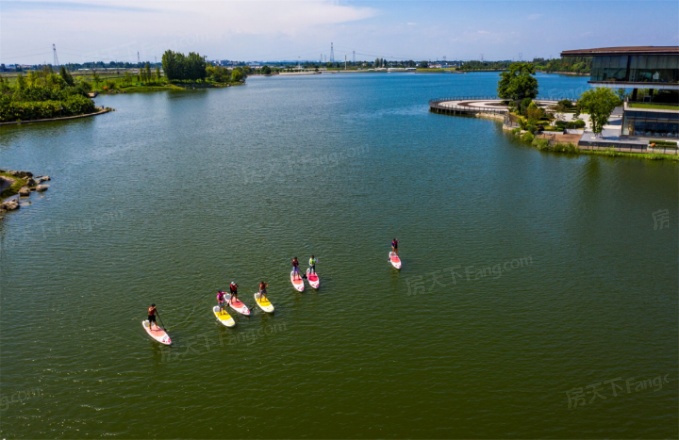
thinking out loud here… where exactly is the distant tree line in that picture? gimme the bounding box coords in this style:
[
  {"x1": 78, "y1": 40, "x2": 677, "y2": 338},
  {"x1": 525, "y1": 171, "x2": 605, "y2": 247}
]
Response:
[
  {"x1": 461, "y1": 57, "x2": 591, "y2": 74},
  {"x1": 532, "y1": 57, "x2": 591, "y2": 74}
]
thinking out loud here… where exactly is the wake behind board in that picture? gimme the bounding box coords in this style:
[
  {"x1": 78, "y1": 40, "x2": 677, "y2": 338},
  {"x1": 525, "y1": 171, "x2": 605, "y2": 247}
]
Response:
[
  {"x1": 389, "y1": 251, "x2": 402, "y2": 270},
  {"x1": 291, "y1": 270, "x2": 305, "y2": 292},
  {"x1": 254, "y1": 292, "x2": 275, "y2": 313},
  {"x1": 225, "y1": 293, "x2": 251, "y2": 316},
  {"x1": 306, "y1": 268, "x2": 320, "y2": 289},
  {"x1": 142, "y1": 319, "x2": 172, "y2": 345},
  {"x1": 213, "y1": 305, "x2": 236, "y2": 327}
]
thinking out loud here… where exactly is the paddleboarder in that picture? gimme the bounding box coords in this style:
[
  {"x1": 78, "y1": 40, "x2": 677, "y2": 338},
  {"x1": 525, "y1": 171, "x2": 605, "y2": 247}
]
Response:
[
  {"x1": 216, "y1": 290, "x2": 227, "y2": 311},
  {"x1": 291, "y1": 257, "x2": 301, "y2": 280},
  {"x1": 391, "y1": 238, "x2": 399, "y2": 255},
  {"x1": 308, "y1": 255, "x2": 317, "y2": 274},
  {"x1": 147, "y1": 304, "x2": 158, "y2": 330},
  {"x1": 229, "y1": 281, "x2": 239, "y2": 304},
  {"x1": 258, "y1": 281, "x2": 269, "y2": 300}
]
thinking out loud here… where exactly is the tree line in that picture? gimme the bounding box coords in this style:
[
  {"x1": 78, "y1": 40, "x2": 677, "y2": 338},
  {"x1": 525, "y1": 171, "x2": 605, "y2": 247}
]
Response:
[
  {"x1": 0, "y1": 66, "x2": 96, "y2": 122},
  {"x1": 461, "y1": 57, "x2": 591, "y2": 74}
]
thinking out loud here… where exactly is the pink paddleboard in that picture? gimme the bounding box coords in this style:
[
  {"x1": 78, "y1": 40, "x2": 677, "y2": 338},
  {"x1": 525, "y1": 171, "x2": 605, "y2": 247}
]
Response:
[
  {"x1": 291, "y1": 270, "x2": 305, "y2": 292},
  {"x1": 226, "y1": 293, "x2": 251, "y2": 316},
  {"x1": 389, "y1": 251, "x2": 402, "y2": 270},
  {"x1": 142, "y1": 320, "x2": 172, "y2": 345},
  {"x1": 306, "y1": 268, "x2": 320, "y2": 289}
]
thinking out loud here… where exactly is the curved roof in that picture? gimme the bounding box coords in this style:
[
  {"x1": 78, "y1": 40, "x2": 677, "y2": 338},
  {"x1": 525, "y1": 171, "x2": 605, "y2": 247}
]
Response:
[{"x1": 561, "y1": 46, "x2": 679, "y2": 57}]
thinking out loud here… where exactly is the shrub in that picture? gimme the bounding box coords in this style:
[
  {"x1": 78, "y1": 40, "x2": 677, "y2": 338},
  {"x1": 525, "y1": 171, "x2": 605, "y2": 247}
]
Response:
[
  {"x1": 554, "y1": 119, "x2": 586, "y2": 130},
  {"x1": 555, "y1": 99, "x2": 576, "y2": 112},
  {"x1": 532, "y1": 138, "x2": 550, "y2": 150},
  {"x1": 520, "y1": 131, "x2": 534, "y2": 144},
  {"x1": 553, "y1": 142, "x2": 578, "y2": 153}
]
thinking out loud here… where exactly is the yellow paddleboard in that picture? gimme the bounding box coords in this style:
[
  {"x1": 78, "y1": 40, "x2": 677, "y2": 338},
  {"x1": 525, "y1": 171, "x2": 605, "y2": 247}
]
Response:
[
  {"x1": 254, "y1": 292, "x2": 275, "y2": 313},
  {"x1": 213, "y1": 305, "x2": 236, "y2": 327}
]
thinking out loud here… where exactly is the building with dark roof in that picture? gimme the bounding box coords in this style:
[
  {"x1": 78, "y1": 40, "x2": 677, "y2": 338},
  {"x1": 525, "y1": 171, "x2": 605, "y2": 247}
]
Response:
[{"x1": 562, "y1": 46, "x2": 679, "y2": 139}]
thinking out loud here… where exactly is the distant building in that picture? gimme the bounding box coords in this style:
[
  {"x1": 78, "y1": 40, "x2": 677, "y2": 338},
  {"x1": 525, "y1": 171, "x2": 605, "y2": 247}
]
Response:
[{"x1": 561, "y1": 46, "x2": 679, "y2": 138}]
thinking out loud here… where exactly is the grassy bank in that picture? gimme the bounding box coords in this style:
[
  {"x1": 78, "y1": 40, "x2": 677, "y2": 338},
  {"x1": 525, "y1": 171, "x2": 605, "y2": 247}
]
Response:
[
  {"x1": 506, "y1": 127, "x2": 679, "y2": 162},
  {"x1": 0, "y1": 172, "x2": 27, "y2": 199}
]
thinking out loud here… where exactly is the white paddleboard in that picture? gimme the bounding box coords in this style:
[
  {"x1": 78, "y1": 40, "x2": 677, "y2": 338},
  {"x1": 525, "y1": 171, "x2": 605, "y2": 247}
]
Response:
[
  {"x1": 389, "y1": 251, "x2": 402, "y2": 270},
  {"x1": 306, "y1": 268, "x2": 320, "y2": 289},
  {"x1": 142, "y1": 319, "x2": 172, "y2": 345},
  {"x1": 254, "y1": 292, "x2": 275, "y2": 313},
  {"x1": 291, "y1": 270, "x2": 305, "y2": 292},
  {"x1": 213, "y1": 305, "x2": 236, "y2": 327},
  {"x1": 225, "y1": 293, "x2": 251, "y2": 316}
]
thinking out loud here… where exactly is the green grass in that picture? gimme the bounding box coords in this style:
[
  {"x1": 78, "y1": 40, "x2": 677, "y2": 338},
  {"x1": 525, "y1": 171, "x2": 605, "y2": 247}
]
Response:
[
  {"x1": 0, "y1": 172, "x2": 27, "y2": 199},
  {"x1": 628, "y1": 102, "x2": 679, "y2": 111}
]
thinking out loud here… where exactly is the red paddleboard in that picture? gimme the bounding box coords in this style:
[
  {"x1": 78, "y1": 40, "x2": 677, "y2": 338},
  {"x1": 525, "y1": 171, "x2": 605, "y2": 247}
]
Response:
[
  {"x1": 291, "y1": 270, "x2": 305, "y2": 292},
  {"x1": 389, "y1": 251, "x2": 402, "y2": 269},
  {"x1": 142, "y1": 320, "x2": 172, "y2": 345},
  {"x1": 226, "y1": 293, "x2": 251, "y2": 316},
  {"x1": 306, "y1": 268, "x2": 320, "y2": 289}
]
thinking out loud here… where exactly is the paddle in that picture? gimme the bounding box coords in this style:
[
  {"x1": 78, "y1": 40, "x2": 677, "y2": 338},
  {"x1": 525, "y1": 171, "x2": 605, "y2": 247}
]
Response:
[{"x1": 155, "y1": 309, "x2": 168, "y2": 332}]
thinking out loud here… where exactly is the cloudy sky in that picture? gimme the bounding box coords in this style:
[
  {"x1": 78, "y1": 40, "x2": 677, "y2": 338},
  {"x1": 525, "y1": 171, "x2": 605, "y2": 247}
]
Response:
[{"x1": 1, "y1": 0, "x2": 678, "y2": 65}]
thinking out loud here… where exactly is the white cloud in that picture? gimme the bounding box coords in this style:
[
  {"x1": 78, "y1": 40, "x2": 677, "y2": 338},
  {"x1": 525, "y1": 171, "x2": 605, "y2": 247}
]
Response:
[{"x1": 1, "y1": 0, "x2": 378, "y2": 62}]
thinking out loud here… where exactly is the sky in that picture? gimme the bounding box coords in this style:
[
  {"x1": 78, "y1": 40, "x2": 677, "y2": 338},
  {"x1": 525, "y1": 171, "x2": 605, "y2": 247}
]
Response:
[{"x1": 1, "y1": 0, "x2": 678, "y2": 65}]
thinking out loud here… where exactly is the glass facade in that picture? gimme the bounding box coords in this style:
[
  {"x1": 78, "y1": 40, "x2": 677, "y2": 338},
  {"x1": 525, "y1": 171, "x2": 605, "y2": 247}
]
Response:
[
  {"x1": 591, "y1": 55, "x2": 679, "y2": 84},
  {"x1": 622, "y1": 109, "x2": 679, "y2": 138}
]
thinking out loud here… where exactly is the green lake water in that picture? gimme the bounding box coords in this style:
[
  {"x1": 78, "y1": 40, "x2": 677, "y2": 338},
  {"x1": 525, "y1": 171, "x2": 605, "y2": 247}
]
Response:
[{"x1": 0, "y1": 72, "x2": 677, "y2": 438}]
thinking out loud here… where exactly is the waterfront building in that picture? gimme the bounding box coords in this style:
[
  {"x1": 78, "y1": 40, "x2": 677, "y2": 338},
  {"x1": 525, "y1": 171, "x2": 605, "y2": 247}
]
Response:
[{"x1": 561, "y1": 46, "x2": 679, "y2": 138}]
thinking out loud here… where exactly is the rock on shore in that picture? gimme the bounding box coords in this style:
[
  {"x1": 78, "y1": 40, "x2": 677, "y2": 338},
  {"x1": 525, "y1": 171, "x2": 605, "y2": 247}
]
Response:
[{"x1": 0, "y1": 169, "x2": 51, "y2": 217}]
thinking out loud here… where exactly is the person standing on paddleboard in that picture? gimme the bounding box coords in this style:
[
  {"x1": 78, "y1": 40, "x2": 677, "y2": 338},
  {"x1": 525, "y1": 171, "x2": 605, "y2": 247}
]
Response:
[
  {"x1": 217, "y1": 290, "x2": 227, "y2": 311},
  {"x1": 291, "y1": 257, "x2": 301, "y2": 280},
  {"x1": 391, "y1": 238, "x2": 399, "y2": 255},
  {"x1": 147, "y1": 304, "x2": 158, "y2": 330},
  {"x1": 258, "y1": 281, "x2": 269, "y2": 300},
  {"x1": 229, "y1": 282, "x2": 239, "y2": 303},
  {"x1": 308, "y1": 255, "x2": 317, "y2": 274}
]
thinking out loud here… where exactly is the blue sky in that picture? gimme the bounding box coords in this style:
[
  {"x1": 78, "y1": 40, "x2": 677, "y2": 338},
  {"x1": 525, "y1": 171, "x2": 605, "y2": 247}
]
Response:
[{"x1": 1, "y1": 0, "x2": 678, "y2": 65}]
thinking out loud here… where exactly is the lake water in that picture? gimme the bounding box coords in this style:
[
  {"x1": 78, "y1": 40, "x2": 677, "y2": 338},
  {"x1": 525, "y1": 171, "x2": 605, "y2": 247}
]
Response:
[{"x1": 0, "y1": 72, "x2": 677, "y2": 439}]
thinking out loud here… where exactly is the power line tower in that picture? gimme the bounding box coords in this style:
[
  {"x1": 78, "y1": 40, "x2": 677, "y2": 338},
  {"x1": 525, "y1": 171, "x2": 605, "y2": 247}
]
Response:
[
  {"x1": 353, "y1": 50, "x2": 355, "y2": 64},
  {"x1": 52, "y1": 44, "x2": 60, "y2": 67},
  {"x1": 330, "y1": 42, "x2": 334, "y2": 63},
  {"x1": 137, "y1": 51, "x2": 141, "y2": 65}
]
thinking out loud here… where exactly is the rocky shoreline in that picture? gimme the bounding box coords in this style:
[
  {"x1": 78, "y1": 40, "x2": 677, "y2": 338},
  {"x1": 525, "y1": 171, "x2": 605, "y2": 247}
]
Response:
[{"x1": 0, "y1": 169, "x2": 50, "y2": 217}]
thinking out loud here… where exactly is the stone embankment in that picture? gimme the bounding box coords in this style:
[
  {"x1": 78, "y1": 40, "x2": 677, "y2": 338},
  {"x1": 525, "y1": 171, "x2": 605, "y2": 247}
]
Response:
[{"x1": 0, "y1": 169, "x2": 50, "y2": 216}]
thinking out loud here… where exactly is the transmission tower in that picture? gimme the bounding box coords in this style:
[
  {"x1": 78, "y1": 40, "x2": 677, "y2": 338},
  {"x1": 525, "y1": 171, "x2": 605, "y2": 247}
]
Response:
[
  {"x1": 330, "y1": 42, "x2": 334, "y2": 63},
  {"x1": 52, "y1": 44, "x2": 60, "y2": 66},
  {"x1": 353, "y1": 50, "x2": 355, "y2": 64}
]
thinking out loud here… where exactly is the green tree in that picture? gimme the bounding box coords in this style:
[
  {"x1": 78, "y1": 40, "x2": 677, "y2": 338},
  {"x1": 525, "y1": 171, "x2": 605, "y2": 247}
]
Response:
[
  {"x1": 162, "y1": 50, "x2": 181, "y2": 80},
  {"x1": 186, "y1": 52, "x2": 207, "y2": 81},
  {"x1": 92, "y1": 71, "x2": 101, "y2": 88},
  {"x1": 230, "y1": 67, "x2": 246, "y2": 83},
  {"x1": 59, "y1": 66, "x2": 75, "y2": 86},
  {"x1": 577, "y1": 87, "x2": 622, "y2": 135},
  {"x1": 498, "y1": 62, "x2": 538, "y2": 103},
  {"x1": 162, "y1": 50, "x2": 206, "y2": 81},
  {"x1": 145, "y1": 63, "x2": 152, "y2": 83}
]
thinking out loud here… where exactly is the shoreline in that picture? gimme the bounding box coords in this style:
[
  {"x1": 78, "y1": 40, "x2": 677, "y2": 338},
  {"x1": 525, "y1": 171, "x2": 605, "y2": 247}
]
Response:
[
  {"x1": 430, "y1": 98, "x2": 678, "y2": 160},
  {"x1": 0, "y1": 106, "x2": 112, "y2": 127}
]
